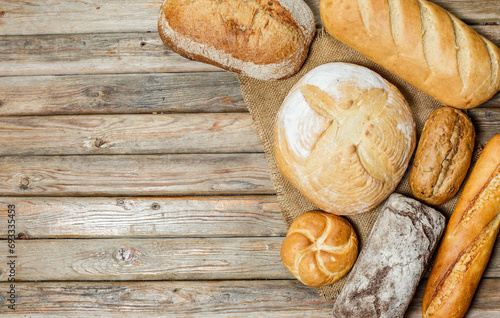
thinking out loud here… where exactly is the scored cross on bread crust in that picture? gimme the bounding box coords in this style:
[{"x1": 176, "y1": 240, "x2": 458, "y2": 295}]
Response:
[
  {"x1": 300, "y1": 85, "x2": 398, "y2": 183},
  {"x1": 274, "y1": 63, "x2": 416, "y2": 215}
]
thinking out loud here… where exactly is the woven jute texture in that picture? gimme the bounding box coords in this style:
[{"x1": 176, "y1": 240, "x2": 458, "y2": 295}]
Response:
[{"x1": 237, "y1": 29, "x2": 480, "y2": 300}]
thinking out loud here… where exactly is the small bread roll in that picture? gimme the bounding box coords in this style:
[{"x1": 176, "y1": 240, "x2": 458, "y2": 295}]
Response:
[
  {"x1": 281, "y1": 211, "x2": 358, "y2": 287},
  {"x1": 274, "y1": 63, "x2": 416, "y2": 215},
  {"x1": 410, "y1": 107, "x2": 475, "y2": 205}
]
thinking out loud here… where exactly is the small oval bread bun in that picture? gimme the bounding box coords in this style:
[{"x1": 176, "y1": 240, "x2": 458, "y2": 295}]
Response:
[
  {"x1": 410, "y1": 107, "x2": 475, "y2": 205},
  {"x1": 274, "y1": 63, "x2": 416, "y2": 215},
  {"x1": 158, "y1": 0, "x2": 316, "y2": 80},
  {"x1": 281, "y1": 211, "x2": 358, "y2": 287}
]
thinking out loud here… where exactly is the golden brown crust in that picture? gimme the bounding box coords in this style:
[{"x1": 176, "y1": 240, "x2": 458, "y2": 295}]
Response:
[
  {"x1": 410, "y1": 107, "x2": 475, "y2": 205},
  {"x1": 280, "y1": 211, "x2": 358, "y2": 287},
  {"x1": 274, "y1": 63, "x2": 415, "y2": 215},
  {"x1": 320, "y1": 0, "x2": 500, "y2": 109},
  {"x1": 158, "y1": 0, "x2": 315, "y2": 80},
  {"x1": 422, "y1": 134, "x2": 500, "y2": 318}
]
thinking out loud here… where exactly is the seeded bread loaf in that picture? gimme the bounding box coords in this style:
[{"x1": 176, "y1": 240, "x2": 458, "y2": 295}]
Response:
[
  {"x1": 320, "y1": 0, "x2": 500, "y2": 109},
  {"x1": 158, "y1": 0, "x2": 316, "y2": 80},
  {"x1": 410, "y1": 107, "x2": 475, "y2": 205}
]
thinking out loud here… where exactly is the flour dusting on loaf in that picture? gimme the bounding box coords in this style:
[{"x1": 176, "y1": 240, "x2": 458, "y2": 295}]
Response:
[
  {"x1": 274, "y1": 63, "x2": 416, "y2": 215},
  {"x1": 332, "y1": 194, "x2": 445, "y2": 318}
]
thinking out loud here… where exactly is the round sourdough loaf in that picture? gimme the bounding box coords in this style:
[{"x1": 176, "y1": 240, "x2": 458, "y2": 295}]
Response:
[
  {"x1": 281, "y1": 211, "x2": 358, "y2": 287},
  {"x1": 274, "y1": 63, "x2": 416, "y2": 215},
  {"x1": 158, "y1": 0, "x2": 315, "y2": 81}
]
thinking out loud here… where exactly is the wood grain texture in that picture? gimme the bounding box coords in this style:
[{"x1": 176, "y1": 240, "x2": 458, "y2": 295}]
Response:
[
  {"x1": 0, "y1": 113, "x2": 261, "y2": 155},
  {"x1": 0, "y1": 73, "x2": 246, "y2": 115},
  {"x1": 0, "y1": 33, "x2": 217, "y2": 76},
  {"x1": 0, "y1": 196, "x2": 285, "y2": 238},
  {"x1": 0, "y1": 238, "x2": 292, "y2": 281},
  {"x1": 0, "y1": 0, "x2": 498, "y2": 36},
  {"x1": 468, "y1": 108, "x2": 500, "y2": 147},
  {"x1": 0, "y1": 280, "x2": 332, "y2": 317},
  {"x1": 0, "y1": 26, "x2": 499, "y2": 77},
  {"x1": 0, "y1": 279, "x2": 498, "y2": 317},
  {"x1": 0, "y1": 154, "x2": 274, "y2": 196}
]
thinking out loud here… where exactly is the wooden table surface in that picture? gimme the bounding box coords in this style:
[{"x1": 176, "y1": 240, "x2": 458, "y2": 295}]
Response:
[{"x1": 0, "y1": 0, "x2": 499, "y2": 317}]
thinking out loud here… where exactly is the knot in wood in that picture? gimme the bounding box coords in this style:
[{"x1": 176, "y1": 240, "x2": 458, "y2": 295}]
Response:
[
  {"x1": 94, "y1": 138, "x2": 105, "y2": 148},
  {"x1": 151, "y1": 202, "x2": 161, "y2": 210},
  {"x1": 20, "y1": 177, "x2": 30, "y2": 190},
  {"x1": 113, "y1": 248, "x2": 137, "y2": 264}
]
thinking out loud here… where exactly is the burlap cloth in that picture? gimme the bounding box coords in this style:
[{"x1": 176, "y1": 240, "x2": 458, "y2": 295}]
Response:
[{"x1": 237, "y1": 29, "x2": 482, "y2": 300}]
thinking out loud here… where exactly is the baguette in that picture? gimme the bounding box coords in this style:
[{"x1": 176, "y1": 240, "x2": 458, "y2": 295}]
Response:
[
  {"x1": 422, "y1": 134, "x2": 500, "y2": 318},
  {"x1": 319, "y1": 0, "x2": 500, "y2": 109},
  {"x1": 158, "y1": 0, "x2": 316, "y2": 81}
]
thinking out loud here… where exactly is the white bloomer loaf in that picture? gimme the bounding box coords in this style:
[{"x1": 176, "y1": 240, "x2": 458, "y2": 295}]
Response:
[
  {"x1": 320, "y1": 0, "x2": 500, "y2": 109},
  {"x1": 274, "y1": 63, "x2": 416, "y2": 215}
]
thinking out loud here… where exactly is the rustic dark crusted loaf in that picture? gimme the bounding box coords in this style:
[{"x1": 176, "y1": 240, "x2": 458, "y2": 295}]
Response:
[
  {"x1": 158, "y1": 0, "x2": 316, "y2": 80},
  {"x1": 332, "y1": 193, "x2": 445, "y2": 318}
]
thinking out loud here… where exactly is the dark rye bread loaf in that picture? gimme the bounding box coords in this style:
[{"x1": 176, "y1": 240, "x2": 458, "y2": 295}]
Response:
[
  {"x1": 158, "y1": 0, "x2": 316, "y2": 80},
  {"x1": 333, "y1": 193, "x2": 445, "y2": 318}
]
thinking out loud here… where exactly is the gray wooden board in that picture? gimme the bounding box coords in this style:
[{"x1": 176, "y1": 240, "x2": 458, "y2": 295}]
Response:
[
  {"x1": 0, "y1": 73, "x2": 247, "y2": 115},
  {"x1": 0, "y1": 154, "x2": 274, "y2": 196},
  {"x1": 0, "y1": 196, "x2": 286, "y2": 238},
  {"x1": 0, "y1": 113, "x2": 262, "y2": 155},
  {"x1": 0, "y1": 237, "x2": 292, "y2": 281}
]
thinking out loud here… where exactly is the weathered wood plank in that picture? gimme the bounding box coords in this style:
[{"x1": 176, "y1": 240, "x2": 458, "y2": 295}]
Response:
[
  {"x1": 0, "y1": 238, "x2": 291, "y2": 281},
  {"x1": 0, "y1": 0, "x2": 498, "y2": 36},
  {"x1": 0, "y1": 154, "x2": 274, "y2": 196},
  {"x1": 0, "y1": 280, "x2": 332, "y2": 317},
  {"x1": 0, "y1": 238, "x2": 497, "y2": 281},
  {"x1": 0, "y1": 73, "x2": 246, "y2": 115},
  {"x1": 468, "y1": 108, "x2": 500, "y2": 146},
  {"x1": 0, "y1": 113, "x2": 261, "y2": 155},
  {"x1": 0, "y1": 196, "x2": 285, "y2": 238},
  {"x1": 0, "y1": 33, "x2": 218, "y2": 76},
  {"x1": 1, "y1": 25, "x2": 499, "y2": 77},
  {"x1": 0, "y1": 279, "x2": 498, "y2": 317}
]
